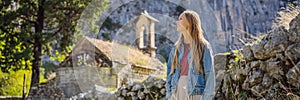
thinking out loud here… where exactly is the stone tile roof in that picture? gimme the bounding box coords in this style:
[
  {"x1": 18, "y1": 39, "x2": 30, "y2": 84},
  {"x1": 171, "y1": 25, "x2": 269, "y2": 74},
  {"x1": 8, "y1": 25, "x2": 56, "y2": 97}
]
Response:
[{"x1": 60, "y1": 37, "x2": 164, "y2": 71}]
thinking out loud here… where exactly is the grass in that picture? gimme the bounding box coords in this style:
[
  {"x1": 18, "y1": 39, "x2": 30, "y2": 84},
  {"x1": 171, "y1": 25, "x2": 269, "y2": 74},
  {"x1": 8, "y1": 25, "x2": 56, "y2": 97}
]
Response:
[
  {"x1": 0, "y1": 70, "x2": 31, "y2": 96},
  {"x1": 272, "y1": 4, "x2": 300, "y2": 30},
  {"x1": 0, "y1": 68, "x2": 48, "y2": 96}
]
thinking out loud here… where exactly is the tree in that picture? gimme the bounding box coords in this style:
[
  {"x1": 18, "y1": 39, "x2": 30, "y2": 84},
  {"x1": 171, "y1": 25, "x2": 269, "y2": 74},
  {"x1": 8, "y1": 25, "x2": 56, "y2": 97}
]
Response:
[{"x1": 0, "y1": 0, "x2": 108, "y2": 94}]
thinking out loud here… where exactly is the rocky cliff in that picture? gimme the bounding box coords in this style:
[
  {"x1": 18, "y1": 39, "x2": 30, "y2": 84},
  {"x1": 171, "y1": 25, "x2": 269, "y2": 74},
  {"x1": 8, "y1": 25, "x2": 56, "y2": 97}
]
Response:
[{"x1": 96, "y1": 0, "x2": 295, "y2": 54}]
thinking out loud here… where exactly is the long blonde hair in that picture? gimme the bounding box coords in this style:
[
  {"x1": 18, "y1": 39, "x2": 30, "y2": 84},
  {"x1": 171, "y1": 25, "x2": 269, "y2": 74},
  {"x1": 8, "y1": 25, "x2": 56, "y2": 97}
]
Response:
[{"x1": 169, "y1": 10, "x2": 209, "y2": 75}]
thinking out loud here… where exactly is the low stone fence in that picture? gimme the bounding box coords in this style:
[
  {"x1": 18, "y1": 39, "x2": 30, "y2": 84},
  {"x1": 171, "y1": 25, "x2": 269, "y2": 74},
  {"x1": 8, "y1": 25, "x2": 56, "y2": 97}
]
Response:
[{"x1": 116, "y1": 76, "x2": 166, "y2": 100}]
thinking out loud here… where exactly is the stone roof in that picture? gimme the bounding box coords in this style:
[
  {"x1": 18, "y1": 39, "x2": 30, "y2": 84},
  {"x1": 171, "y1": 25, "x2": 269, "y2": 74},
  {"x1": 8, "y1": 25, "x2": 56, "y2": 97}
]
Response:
[
  {"x1": 133, "y1": 10, "x2": 159, "y2": 23},
  {"x1": 141, "y1": 10, "x2": 159, "y2": 22}
]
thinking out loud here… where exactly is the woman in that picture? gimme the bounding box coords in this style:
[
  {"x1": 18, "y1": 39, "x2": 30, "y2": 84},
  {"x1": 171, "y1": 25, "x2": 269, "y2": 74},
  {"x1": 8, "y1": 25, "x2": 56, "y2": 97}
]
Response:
[{"x1": 165, "y1": 10, "x2": 215, "y2": 100}]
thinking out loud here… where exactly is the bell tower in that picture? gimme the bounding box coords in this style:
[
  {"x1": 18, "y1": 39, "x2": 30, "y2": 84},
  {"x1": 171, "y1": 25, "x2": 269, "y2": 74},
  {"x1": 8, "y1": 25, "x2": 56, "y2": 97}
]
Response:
[{"x1": 134, "y1": 10, "x2": 159, "y2": 57}]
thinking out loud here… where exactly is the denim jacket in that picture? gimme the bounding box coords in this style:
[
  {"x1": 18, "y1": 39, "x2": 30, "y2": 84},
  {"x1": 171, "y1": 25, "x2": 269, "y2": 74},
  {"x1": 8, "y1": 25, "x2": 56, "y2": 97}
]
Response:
[{"x1": 165, "y1": 42, "x2": 215, "y2": 100}]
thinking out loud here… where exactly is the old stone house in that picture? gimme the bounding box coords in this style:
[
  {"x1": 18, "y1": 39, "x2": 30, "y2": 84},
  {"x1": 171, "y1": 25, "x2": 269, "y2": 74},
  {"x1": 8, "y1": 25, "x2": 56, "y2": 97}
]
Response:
[
  {"x1": 56, "y1": 36, "x2": 165, "y2": 97},
  {"x1": 54, "y1": 11, "x2": 163, "y2": 97}
]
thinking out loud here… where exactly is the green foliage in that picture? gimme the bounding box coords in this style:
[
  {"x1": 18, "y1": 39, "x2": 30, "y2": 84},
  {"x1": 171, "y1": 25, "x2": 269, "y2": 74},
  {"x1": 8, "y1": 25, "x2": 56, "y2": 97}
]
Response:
[
  {"x1": 75, "y1": 0, "x2": 110, "y2": 38},
  {"x1": 0, "y1": 28, "x2": 33, "y2": 72},
  {"x1": 238, "y1": 91, "x2": 248, "y2": 99},
  {"x1": 222, "y1": 50, "x2": 249, "y2": 99},
  {"x1": 226, "y1": 50, "x2": 243, "y2": 70},
  {"x1": 0, "y1": 0, "x2": 108, "y2": 90},
  {"x1": 50, "y1": 50, "x2": 68, "y2": 63},
  {"x1": 0, "y1": 0, "x2": 109, "y2": 66},
  {"x1": 41, "y1": 62, "x2": 57, "y2": 79},
  {"x1": 234, "y1": 52, "x2": 243, "y2": 62}
]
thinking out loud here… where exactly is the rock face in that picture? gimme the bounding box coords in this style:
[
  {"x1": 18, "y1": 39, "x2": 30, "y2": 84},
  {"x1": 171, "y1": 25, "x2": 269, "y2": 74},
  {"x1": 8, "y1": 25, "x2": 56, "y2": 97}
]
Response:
[
  {"x1": 214, "y1": 14, "x2": 300, "y2": 99},
  {"x1": 96, "y1": 0, "x2": 293, "y2": 54},
  {"x1": 115, "y1": 76, "x2": 166, "y2": 100}
]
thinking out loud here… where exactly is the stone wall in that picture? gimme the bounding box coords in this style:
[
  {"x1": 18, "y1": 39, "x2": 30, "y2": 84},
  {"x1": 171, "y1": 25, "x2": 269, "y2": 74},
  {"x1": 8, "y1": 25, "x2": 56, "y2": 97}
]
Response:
[
  {"x1": 68, "y1": 76, "x2": 166, "y2": 100},
  {"x1": 115, "y1": 76, "x2": 166, "y2": 100},
  {"x1": 55, "y1": 67, "x2": 117, "y2": 97},
  {"x1": 214, "y1": 13, "x2": 300, "y2": 99},
  {"x1": 54, "y1": 61, "x2": 164, "y2": 98},
  {"x1": 27, "y1": 79, "x2": 64, "y2": 100}
]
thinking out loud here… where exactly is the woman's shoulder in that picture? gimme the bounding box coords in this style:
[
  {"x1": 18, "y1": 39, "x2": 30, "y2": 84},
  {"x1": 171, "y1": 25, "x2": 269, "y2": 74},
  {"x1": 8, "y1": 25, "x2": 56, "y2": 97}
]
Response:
[{"x1": 202, "y1": 40, "x2": 212, "y2": 50}]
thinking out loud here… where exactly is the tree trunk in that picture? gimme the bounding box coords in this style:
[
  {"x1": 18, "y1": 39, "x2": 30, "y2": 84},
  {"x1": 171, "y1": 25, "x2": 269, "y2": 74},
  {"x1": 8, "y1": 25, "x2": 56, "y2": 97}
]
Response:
[
  {"x1": 29, "y1": 0, "x2": 44, "y2": 95},
  {"x1": 30, "y1": 38, "x2": 42, "y2": 87}
]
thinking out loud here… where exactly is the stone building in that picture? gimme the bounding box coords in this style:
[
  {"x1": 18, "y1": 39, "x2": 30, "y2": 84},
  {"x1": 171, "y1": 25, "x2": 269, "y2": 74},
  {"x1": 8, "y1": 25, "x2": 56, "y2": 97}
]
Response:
[{"x1": 56, "y1": 37, "x2": 165, "y2": 97}]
